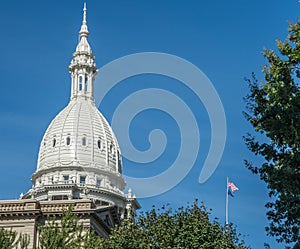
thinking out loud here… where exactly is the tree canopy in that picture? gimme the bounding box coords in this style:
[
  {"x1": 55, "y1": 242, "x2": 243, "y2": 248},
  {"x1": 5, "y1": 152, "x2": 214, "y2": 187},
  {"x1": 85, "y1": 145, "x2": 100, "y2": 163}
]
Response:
[
  {"x1": 37, "y1": 207, "x2": 104, "y2": 249},
  {"x1": 244, "y1": 20, "x2": 300, "y2": 248},
  {"x1": 0, "y1": 228, "x2": 29, "y2": 249},
  {"x1": 0, "y1": 201, "x2": 248, "y2": 249},
  {"x1": 102, "y1": 200, "x2": 248, "y2": 249}
]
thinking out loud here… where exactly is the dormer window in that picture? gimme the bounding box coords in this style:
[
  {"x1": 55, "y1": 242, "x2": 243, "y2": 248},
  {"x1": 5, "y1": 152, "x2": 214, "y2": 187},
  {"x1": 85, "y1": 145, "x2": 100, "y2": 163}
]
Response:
[
  {"x1": 82, "y1": 137, "x2": 87, "y2": 146},
  {"x1": 110, "y1": 143, "x2": 114, "y2": 154},
  {"x1": 66, "y1": 136, "x2": 71, "y2": 146}
]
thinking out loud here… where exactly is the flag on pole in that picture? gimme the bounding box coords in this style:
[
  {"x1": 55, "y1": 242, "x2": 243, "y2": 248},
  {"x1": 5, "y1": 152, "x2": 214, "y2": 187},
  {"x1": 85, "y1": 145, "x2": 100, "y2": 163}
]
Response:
[
  {"x1": 226, "y1": 177, "x2": 239, "y2": 225},
  {"x1": 228, "y1": 181, "x2": 239, "y2": 197},
  {"x1": 228, "y1": 181, "x2": 239, "y2": 192}
]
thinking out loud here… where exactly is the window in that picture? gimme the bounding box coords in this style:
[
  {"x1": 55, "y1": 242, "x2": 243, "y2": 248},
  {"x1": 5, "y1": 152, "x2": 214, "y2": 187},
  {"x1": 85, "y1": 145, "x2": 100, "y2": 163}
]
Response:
[
  {"x1": 82, "y1": 137, "x2": 87, "y2": 146},
  {"x1": 104, "y1": 214, "x2": 111, "y2": 227},
  {"x1": 97, "y1": 140, "x2": 101, "y2": 149},
  {"x1": 118, "y1": 163, "x2": 122, "y2": 174},
  {"x1": 79, "y1": 76, "x2": 83, "y2": 91},
  {"x1": 80, "y1": 176, "x2": 86, "y2": 184},
  {"x1": 52, "y1": 195, "x2": 68, "y2": 200},
  {"x1": 118, "y1": 152, "x2": 122, "y2": 173},
  {"x1": 96, "y1": 178, "x2": 101, "y2": 186},
  {"x1": 63, "y1": 175, "x2": 69, "y2": 181},
  {"x1": 84, "y1": 76, "x2": 88, "y2": 91},
  {"x1": 110, "y1": 144, "x2": 115, "y2": 156},
  {"x1": 52, "y1": 138, "x2": 56, "y2": 147},
  {"x1": 66, "y1": 137, "x2": 71, "y2": 145}
]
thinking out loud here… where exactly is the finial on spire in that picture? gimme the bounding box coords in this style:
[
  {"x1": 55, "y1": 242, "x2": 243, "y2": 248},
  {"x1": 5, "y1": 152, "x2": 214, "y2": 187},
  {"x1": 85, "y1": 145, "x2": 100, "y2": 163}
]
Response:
[
  {"x1": 83, "y1": 2, "x2": 87, "y2": 24},
  {"x1": 79, "y1": 2, "x2": 89, "y2": 37}
]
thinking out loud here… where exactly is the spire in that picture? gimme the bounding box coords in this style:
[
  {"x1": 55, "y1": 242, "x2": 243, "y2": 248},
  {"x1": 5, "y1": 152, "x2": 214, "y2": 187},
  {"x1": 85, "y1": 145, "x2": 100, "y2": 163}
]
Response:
[
  {"x1": 83, "y1": 2, "x2": 87, "y2": 22},
  {"x1": 76, "y1": 3, "x2": 91, "y2": 53},
  {"x1": 68, "y1": 3, "x2": 98, "y2": 101},
  {"x1": 79, "y1": 3, "x2": 89, "y2": 38}
]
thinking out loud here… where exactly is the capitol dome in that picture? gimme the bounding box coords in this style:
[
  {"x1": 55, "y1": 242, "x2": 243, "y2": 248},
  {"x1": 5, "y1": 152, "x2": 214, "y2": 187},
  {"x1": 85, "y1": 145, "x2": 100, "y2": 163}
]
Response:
[
  {"x1": 34, "y1": 98, "x2": 124, "y2": 189},
  {"x1": 21, "y1": 4, "x2": 138, "y2": 214},
  {"x1": 37, "y1": 99, "x2": 122, "y2": 173}
]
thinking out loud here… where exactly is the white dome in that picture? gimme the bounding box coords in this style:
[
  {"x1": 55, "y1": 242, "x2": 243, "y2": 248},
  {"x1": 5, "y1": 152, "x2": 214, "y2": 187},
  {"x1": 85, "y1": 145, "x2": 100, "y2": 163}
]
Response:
[
  {"x1": 36, "y1": 99, "x2": 122, "y2": 175},
  {"x1": 29, "y1": 97, "x2": 126, "y2": 203}
]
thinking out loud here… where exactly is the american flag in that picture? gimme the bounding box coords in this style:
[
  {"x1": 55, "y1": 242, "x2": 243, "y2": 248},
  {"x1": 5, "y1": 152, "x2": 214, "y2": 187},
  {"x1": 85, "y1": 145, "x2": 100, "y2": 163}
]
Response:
[{"x1": 228, "y1": 181, "x2": 239, "y2": 192}]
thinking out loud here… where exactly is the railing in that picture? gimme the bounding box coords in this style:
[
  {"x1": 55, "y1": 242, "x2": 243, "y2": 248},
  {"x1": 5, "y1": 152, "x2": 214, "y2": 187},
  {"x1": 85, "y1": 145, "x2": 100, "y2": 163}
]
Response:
[
  {"x1": 40, "y1": 200, "x2": 93, "y2": 212},
  {"x1": 0, "y1": 200, "x2": 38, "y2": 212}
]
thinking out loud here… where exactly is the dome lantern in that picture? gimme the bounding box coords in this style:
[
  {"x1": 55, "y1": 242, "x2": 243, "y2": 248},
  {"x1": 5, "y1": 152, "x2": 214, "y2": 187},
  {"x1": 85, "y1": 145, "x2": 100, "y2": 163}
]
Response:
[{"x1": 68, "y1": 3, "x2": 97, "y2": 101}]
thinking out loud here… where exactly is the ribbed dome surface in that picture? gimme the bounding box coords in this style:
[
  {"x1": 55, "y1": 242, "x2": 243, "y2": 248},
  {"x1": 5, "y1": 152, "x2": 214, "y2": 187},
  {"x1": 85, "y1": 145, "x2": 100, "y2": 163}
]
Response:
[{"x1": 37, "y1": 99, "x2": 121, "y2": 175}]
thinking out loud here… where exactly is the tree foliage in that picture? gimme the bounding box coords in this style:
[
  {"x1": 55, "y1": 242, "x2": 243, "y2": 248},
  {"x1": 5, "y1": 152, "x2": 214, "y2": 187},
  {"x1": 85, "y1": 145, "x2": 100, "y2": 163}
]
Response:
[
  {"x1": 0, "y1": 202, "x2": 248, "y2": 249},
  {"x1": 102, "y1": 200, "x2": 249, "y2": 249},
  {"x1": 0, "y1": 228, "x2": 29, "y2": 249},
  {"x1": 244, "y1": 20, "x2": 300, "y2": 248},
  {"x1": 36, "y1": 207, "x2": 104, "y2": 249}
]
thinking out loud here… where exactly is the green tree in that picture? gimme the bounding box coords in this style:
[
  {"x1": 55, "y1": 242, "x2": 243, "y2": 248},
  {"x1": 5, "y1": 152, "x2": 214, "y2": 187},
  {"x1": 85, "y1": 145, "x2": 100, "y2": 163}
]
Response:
[
  {"x1": 36, "y1": 207, "x2": 103, "y2": 249},
  {"x1": 244, "y1": 20, "x2": 300, "y2": 248},
  {"x1": 1, "y1": 203, "x2": 248, "y2": 248},
  {"x1": 82, "y1": 230, "x2": 104, "y2": 249},
  {"x1": 0, "y1": 228, "x2": 29, "y2": 249},
  {"x1": 102, "y1": 200, "x2": 249, "y2": 249}
]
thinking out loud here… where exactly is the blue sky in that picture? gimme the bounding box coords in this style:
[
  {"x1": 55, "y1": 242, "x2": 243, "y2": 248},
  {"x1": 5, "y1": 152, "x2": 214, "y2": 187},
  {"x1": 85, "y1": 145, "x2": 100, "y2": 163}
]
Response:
[{"x1": 0, "y1": 1, "x2": 299, "y2": 248}]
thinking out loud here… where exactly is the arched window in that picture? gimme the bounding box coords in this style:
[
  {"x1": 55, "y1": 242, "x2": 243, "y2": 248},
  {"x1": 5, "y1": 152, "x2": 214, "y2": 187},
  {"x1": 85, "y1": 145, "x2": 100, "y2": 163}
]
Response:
[
  {"x1": 97, "y1": 140, "x2": 101, "y2": 149},
  {"x1": 66, "y1": 137, "x2": 71, "y2": 146},
  {"x1": 82, "y1": 137, "x2": 87, "y2": 146},
  {"x1": 79, "y1": 76, "x2": 83, "y2": 91},
  {"x1": 52, "y1": 138, "x2": 56, "y2": 147}
]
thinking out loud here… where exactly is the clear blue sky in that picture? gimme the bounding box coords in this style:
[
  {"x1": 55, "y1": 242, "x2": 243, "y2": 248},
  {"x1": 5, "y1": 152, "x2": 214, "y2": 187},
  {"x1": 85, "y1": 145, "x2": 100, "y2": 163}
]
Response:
[{"x1": 0, "y1": 1, "x2": 299, "y2": 248}]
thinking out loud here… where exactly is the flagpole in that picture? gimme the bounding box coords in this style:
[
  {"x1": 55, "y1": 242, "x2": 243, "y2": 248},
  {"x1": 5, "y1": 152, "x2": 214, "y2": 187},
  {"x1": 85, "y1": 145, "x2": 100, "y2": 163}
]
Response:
[{"x1": 226, "y1": 176, "x2": 229, "y2": 226}]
